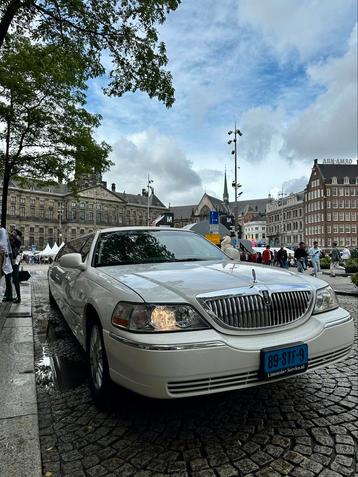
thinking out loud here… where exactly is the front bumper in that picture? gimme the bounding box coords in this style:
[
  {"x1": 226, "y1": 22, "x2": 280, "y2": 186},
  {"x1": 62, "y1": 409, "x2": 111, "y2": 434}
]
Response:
[{"x1": 104, "y1": 307, "x2": 353, "y2": 399}]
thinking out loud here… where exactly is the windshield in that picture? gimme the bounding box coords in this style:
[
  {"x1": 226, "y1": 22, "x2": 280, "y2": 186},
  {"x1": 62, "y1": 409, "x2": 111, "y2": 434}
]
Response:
[{"x1": 94, "y1": 230, "x2": 226, "y2": 266}]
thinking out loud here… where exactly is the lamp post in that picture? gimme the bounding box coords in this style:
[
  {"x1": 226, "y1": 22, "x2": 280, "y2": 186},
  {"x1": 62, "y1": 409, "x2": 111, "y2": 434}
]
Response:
[
  {"x1": 147, "y1": 174, "x2": 154, "y2": 226},
  {"x1": 228, "y1": 123, "x2": 243, "y2": 245}
]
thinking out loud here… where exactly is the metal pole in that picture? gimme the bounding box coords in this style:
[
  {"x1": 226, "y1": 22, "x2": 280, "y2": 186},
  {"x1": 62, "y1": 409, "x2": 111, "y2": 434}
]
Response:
[
  {"x1": 147, "y1": 174, "x2": 150, "y2": 226},
  {"x1": 234, "y1": 125, "x2": 238, "y2": 246}
]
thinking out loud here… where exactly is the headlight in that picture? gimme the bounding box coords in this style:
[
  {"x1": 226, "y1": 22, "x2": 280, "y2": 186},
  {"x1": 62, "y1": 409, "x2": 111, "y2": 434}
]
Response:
[
  {"x1": 111, "y1": 302, "x2": 210, "y2": 332},
  {"x1": 313, "y1": 286, "x2": 339, "y2": 314}
]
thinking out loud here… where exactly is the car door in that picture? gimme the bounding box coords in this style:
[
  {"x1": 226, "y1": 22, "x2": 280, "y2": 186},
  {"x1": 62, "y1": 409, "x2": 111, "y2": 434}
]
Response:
[{"x1": 66, "y1": 234, "x2": 96, "y2": 344}]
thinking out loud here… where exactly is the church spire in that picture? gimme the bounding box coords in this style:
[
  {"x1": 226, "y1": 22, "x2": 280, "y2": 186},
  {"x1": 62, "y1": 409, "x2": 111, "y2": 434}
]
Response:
[{"x1": 223, "y1": 169, "x2": 229, "y2": 204}]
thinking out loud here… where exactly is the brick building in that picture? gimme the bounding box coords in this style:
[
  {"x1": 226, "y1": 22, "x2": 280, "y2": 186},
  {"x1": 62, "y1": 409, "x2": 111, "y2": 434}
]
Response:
[{"x1": 304, "y1": 159, "x2": 358, "y2": 249}]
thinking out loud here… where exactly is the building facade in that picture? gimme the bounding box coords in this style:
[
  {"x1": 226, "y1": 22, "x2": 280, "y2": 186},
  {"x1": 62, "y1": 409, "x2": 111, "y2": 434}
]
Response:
[
  {"x1": 304, "y1": 159, "x2": 358, "y2": 248},
  {"x1": 0, "y1": 176, "x2": 167, "y2": 249},
  {"x1": 243, "y1": 221, "x2": 267, "y2": 243},
  {"x1": 266, "y1": 192, "x2": 305, "y2": 248}
]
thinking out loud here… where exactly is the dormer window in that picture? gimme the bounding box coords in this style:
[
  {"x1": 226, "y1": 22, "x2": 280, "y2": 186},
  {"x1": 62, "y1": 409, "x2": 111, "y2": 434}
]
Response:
[
  {"x1": 344, "y1": 176, "x2": 349, "y2": 184},
  {"x1": 332, "y1": 176, "x2": 337, "y2": 184}
]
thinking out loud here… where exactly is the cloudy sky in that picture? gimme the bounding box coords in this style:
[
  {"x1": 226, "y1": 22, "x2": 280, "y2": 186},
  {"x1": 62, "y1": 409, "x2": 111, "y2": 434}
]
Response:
[{"x1": 88, "y1": 0, "x2": 357, "y2": 206}]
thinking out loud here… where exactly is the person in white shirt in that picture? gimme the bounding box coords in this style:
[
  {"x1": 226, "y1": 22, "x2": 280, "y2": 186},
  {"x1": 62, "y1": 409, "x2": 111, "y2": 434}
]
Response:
[
  {"x1": 308, "y1": 241, "x2": 321, "y2": 278},
  {"x1": 341, "y1": 247, "x2": 351, "y2": 264},
  {"x1": 0, "y1": 226, "x2": 13, "y2": 300}
]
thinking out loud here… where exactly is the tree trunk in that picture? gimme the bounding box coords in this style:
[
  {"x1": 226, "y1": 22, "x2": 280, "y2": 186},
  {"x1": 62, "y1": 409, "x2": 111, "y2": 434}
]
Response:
[
  {"x1": 1, "y1": 166, "x2": 10, "y2": 227},
  {"x1": 0, "y1": 0, "x2": 22, "y2": 49}
]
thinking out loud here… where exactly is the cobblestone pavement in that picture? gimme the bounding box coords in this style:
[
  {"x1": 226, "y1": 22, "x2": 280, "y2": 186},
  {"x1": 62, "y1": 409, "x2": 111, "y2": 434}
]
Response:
[{"x1": 32, "y1": 273, "x2": 358, "y2": 477}]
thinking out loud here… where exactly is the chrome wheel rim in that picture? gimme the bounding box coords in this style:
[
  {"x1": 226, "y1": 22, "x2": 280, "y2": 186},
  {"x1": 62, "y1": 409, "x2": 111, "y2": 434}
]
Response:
[{"x1": 89, "y1": 325, "x2": 103, "y2": 391}]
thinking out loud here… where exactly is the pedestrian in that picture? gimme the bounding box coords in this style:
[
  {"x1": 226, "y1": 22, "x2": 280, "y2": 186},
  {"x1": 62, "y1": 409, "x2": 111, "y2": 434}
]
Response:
[
  {"x1": 294, "y1": 242, "x2": 308, "y2": 273},
  {"x1": 308, "y1": 241, "x2": 321, "y2": 277},
  {"x1": 330, "y1": 242, "x2": 341, "y2": 277},
  {"x1": 221, "y1": 235, "x2": 240, "y2": 260},
  {"x1": 0, "y1": 226, "x2": 13, "y2": 301},
  {"x1": 341, "y1": 246, "x2": 351, "y2": 264},
  {"x1": 276, "y1": 245, "x2": 288, "y2": 269},
  {"x1": 262, "y1": 245, "x2": 272, "y2": 265},
  {"x1": 8, "y1": 228, "x2": 22, "y2": 303}
]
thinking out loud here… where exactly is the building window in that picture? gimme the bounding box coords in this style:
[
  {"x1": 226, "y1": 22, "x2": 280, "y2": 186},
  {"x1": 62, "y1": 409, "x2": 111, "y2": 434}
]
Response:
[
  {"x1": 10, "y1": 205, "x2": 16, "y2": 215},
  {"x1": 19, "y1": 206, "x2": 25, "y2": 216},
  {"x1": 332, "y1": 177, "x2": 337, "y2": 184},
  {"x1": 344, "y1": 176, "x2": 349, "y2": 184},
  {"x1": 339, "y1": 188, "x2": 344, "y2": 196},
  {"x1": 30, "y1": 198, "x2": 35, "y2": 206}
]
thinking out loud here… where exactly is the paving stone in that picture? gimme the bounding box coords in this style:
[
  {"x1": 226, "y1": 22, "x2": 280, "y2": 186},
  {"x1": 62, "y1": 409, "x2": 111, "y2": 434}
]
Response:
[
  {"x1": 270, "y1": 458, "x2": 294, "y2": 475},
  {"x1": 215, "y1": 464, "x2": 238, "y2": 477},
  {"x1": 233, "y1": 458, "x2": 259, "y2": 474},
  {"x1": 335, "y1": 444, "x2": 355, "y2": 455}
]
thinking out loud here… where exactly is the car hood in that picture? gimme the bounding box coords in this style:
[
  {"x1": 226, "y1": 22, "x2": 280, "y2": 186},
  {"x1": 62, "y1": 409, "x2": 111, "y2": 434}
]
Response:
[{"x1": 99, "y1": 260, "x2": 323, "y2": 303}]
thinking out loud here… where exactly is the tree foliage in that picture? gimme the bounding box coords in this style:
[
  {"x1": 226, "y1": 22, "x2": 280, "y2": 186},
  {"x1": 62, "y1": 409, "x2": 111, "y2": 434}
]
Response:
[
  {"x1": 0, "y1": 36, "x2": 111, "y2": 226},
  {"x1": 0, "y1": 0, "x2": 180, "y2": 107}
]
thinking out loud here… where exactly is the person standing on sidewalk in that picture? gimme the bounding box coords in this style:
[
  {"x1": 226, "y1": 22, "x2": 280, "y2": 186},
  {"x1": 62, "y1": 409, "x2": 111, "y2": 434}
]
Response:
[
  {"x1": 9, "y1": 228, "x2": 23, "y2": 303},
  {"x1": 277, "y1": 246, "x2": 288, "y2": 268},
  {"x1": 294, "y1": 242, "x2": 308, "y2": 273},
  {"x1": 308, "y1": 241, "x2": 321, "y2": 277},
  {"x1": 0, "y1": 226, "x2": 13, "y2": 301},
  {"x1": 330, "y1": 242, "x2": 341, "y2": 277},
  {"x1": 262, "y1": 245, "x2": 272, "y2": 265}
]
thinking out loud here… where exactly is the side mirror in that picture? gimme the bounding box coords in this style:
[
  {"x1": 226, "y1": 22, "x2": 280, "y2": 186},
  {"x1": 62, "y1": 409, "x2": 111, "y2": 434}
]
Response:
[{"x1": 59, "y1": 253, "x2": 86, "y2": 271}]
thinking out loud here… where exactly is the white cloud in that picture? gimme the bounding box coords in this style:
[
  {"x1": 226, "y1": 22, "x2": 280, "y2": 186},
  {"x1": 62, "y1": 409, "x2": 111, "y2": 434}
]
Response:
[
  {"x1": 105, "y1": 129, "x2": 205, "y2": 205},
  {"x1": 237, "y1": 0, "x2": 356, "y2": 62},
  {"x1": 281, "y1": 23, "x2": 358, "y2": 160}
]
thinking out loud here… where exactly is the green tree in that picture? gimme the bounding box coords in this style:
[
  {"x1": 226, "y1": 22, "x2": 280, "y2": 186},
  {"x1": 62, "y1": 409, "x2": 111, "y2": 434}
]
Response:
[
  {"x1": 0, "y1": 36, "x2": 111, "y2": 226},
  {"x1": 0, "y1": 0, "x2": 180, "y2": 107}
]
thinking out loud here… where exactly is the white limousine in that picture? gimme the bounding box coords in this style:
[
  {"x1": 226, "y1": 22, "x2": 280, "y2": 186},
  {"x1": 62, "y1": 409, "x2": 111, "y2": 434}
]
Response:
[{"x1": 48, "y1": 227, "x2": 353, "y2": 407}]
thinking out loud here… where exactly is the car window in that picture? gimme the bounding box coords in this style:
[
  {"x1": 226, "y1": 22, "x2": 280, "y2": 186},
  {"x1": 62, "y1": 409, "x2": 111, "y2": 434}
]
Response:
[
  {"x1": 94, "y1": 230, "x2": 226, "y2": 267},
  {"x1": 55, "y1": 235, "x2": 94, "y2": 262},
  {"x1": 80, "y1": 234, "x2": 95, "y2": 262}
]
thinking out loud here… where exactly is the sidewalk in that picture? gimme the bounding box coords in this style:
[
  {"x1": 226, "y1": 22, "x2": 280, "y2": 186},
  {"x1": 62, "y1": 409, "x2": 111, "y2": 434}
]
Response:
[{"x1": 0, "y1": 281, "x2": 41, "y2": 477}]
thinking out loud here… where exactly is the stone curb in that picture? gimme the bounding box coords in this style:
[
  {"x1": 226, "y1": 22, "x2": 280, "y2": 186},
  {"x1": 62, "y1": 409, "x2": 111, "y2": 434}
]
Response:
[
  {"x1": 0, "y1": 282, "x2": 42, "y2": 477},
  {"x1": 334, "y1": 290, "x2": 358, "y2": 297}
]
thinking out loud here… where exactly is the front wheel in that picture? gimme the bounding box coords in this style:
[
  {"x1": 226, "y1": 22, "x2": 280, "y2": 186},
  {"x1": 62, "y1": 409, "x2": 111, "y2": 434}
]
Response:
[{"x1": 87, "y1": 320, "x2": 111, "y2": 408}]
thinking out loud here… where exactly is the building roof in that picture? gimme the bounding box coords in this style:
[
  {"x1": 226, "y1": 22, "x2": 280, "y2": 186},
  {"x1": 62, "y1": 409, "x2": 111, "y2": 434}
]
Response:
[
  {"x1": 316, "y1": 162, "x2": 358, "y2": 184},
  {"x1": 229, "y1": 198, "x2": 271, "y2": 215},
  {"x1": 169, "y1": 204, "x2": 196, "y2": 219},
  {"x1": 115, "y1": 192, "x2": 166, "y2": 208}
]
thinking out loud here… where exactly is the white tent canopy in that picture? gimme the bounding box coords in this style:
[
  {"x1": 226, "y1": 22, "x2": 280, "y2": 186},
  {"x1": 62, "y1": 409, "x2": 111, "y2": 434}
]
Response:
[
  {"x1": 49, "y1": 242, "x2": 60, "y2": 256},
  {"x1": 38, "y1": 243, "x2": 52, "y2": 256}
]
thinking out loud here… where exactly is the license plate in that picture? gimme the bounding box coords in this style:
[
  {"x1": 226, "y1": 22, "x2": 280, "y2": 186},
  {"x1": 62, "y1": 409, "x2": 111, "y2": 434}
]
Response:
[{"x1": 260, "y1": 343, "x2": 308, "y2": 380}]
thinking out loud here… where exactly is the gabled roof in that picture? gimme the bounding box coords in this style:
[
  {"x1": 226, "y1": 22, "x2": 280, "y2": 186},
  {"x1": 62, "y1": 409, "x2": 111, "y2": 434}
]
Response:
[
  {"x1": 316, "y1": 163, "x2": 358, "y2": 184},
  {"x1": 169, "y1": 205, "x2": 196, "y2": 219}
]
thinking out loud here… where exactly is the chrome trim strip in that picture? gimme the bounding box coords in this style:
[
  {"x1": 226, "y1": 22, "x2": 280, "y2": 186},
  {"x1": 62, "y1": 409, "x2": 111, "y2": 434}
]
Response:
[
  {"x1": 109, "y1": 332, "x2": 226, "y2": 350},
  {"x1": 324, "y1": 314, "x2": 352, "y2": 328}
]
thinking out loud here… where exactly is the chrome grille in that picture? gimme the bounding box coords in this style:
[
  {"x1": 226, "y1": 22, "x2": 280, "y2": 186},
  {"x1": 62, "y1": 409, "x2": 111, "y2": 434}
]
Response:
[{"x1": 200, "y1": 290, "x2": 312, "y2": 329}]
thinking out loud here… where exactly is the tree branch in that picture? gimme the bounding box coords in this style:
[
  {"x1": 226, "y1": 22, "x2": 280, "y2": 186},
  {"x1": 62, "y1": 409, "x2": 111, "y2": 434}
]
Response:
[{"x1": 0, "y1": 0, "x2": 23, "y2": 49}]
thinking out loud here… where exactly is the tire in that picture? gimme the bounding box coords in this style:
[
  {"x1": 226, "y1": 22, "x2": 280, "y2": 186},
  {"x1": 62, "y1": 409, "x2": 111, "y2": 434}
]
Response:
[
  {"x1": 87, "y1": 319, "x2": 112, "y2": 408},
  {"x1": 49, "y1": 285, "x2": 58, "y2": 308}
]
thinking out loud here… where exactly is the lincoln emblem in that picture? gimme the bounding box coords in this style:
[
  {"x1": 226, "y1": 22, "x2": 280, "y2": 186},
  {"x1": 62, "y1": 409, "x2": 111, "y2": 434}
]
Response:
[{"x1": 262, "y1": 290, "x2": 271, "y2": 306}]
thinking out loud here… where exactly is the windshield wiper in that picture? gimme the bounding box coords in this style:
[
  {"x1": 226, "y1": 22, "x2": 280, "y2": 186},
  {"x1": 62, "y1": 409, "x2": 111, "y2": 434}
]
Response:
[{"x1": 173, "y1": 258, "x2": 210, "y2": 262}]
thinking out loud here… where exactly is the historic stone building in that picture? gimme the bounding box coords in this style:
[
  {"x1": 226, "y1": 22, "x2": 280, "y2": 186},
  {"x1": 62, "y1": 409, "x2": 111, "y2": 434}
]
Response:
[
  {"x1": 170, "y1": 172, "x2": 272, "y2": 231},
  {"x1": 304, "y1": 159, "x2": 358, "y2": 248},
  {"x1": 266, "y1": 192, "x2": 305, "y2": 248},
  {"x1": 0, "y1": 175, "x2": 167, "y2": 249},
  {"x1": 243, "y1": 220, "x2": 267, "y2": 244}
]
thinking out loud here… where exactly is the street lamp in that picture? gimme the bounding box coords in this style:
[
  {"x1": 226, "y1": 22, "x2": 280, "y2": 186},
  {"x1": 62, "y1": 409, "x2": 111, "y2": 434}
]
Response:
[
  {"x1": 147, "y1": 175, "x2": 154, "y2": 226},
  {"x1": 228, "y1": 123, "x2": 243, "y2": 245}
]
